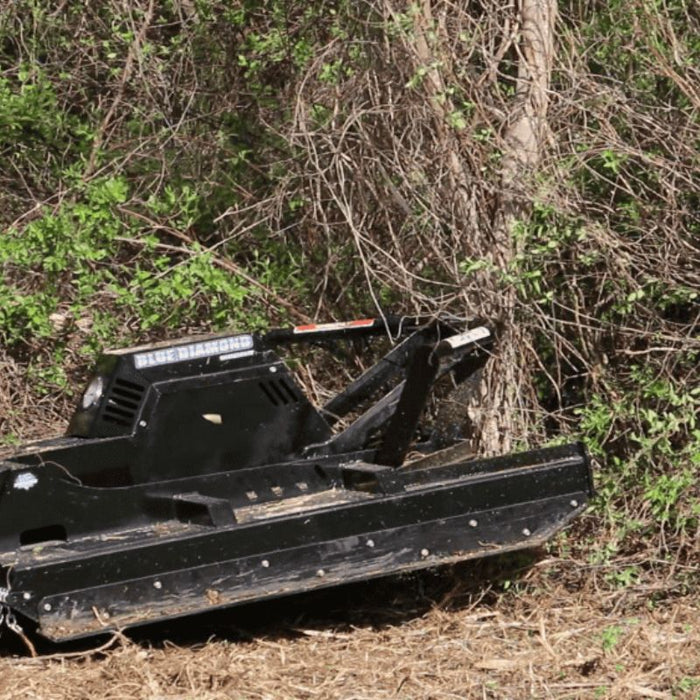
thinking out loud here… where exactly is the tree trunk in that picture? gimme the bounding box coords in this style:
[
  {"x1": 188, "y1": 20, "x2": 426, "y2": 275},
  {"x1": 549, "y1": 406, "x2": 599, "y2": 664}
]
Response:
[{"x1": 478, "y1": 0, "x2": 556, "y2": 454}]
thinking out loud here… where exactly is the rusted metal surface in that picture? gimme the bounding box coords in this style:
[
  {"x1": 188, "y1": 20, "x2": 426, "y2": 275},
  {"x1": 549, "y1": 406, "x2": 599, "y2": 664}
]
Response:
[{"x1": 234, "y1": 489, "x2": 372, "y2": 524}]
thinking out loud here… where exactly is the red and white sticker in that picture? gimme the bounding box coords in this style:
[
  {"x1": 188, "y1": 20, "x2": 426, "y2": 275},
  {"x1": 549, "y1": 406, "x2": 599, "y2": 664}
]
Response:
[{"x1": 293, "y1": 319, "x2": 375, "y2": 334}]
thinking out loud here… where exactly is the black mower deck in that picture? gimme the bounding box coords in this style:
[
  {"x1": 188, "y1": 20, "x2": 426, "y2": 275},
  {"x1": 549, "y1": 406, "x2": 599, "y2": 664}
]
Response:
[{"x1": 0, "y1": 317, "x2": 593, "y2": 642}]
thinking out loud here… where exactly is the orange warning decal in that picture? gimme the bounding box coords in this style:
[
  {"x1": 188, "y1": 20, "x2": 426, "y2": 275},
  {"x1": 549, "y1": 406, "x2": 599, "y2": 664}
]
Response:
[{"x1": 293, "y1": 319, "x2": 375, "y2": 334}]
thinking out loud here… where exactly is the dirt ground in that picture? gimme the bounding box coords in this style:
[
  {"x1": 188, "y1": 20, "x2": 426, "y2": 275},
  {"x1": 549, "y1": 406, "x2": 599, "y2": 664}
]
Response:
[{"x1": 0, "y1": 554, "x2": 697, "y2": 700}]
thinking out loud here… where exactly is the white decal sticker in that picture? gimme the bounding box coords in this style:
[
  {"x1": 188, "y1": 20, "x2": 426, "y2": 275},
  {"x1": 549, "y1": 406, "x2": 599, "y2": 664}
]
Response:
[
  {"x1": 219, "y1": 349, "x2": 255, "y2": 362},
  {"x1": 134, "y1": 334, "x2": 254, "y2": 369},
  {"x1": 444, "y1": 326, "x2": 491, "y2": 350},
  {"x1": 14, "y1": 473, "x2": 38, "y2": 491}
]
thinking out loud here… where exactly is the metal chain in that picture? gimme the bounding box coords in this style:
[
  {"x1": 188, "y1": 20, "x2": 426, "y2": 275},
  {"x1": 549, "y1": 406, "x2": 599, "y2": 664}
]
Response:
[
  {"x1": 6, "y1": 610, "x2": 24, "y2": 636},
  {"x1": 0, "y1": 586, "x2": 8, "y2": 632},
  {"x1": 0, "y1": 583, "x2": 28, "y2": 640}
]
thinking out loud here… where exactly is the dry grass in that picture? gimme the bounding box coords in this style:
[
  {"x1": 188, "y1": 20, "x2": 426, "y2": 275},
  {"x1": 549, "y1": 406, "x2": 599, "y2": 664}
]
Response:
[{"x1": 0, "y1": 558, "x2": 697, "y2": 700}]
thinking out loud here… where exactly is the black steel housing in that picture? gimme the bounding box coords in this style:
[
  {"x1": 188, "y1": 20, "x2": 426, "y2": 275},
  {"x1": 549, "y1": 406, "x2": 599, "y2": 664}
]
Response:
[{"x1": 0, "y1": 316, "x2": 593, "y2": 641}]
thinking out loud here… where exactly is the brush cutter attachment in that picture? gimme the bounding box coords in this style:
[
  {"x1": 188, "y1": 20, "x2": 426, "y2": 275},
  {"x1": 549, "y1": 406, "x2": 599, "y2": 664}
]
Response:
[{"x1": 0, "y1": 317, "x2": 593, "y2": 642}]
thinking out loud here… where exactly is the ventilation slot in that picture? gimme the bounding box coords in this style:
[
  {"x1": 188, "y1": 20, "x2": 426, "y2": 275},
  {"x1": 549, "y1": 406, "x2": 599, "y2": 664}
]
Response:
[
  {"x1": 259, "y1": 382, "x2": 279, "y2": 406},
  {"x1": 103, "y1": 378, "x2": 145, "y2": 426},
  {"x1": 277, "y1": 378, "x2": 298, "y2": 403},
  {"x1": 258, "y1": 379, "x2": 299, "y2": 407}
]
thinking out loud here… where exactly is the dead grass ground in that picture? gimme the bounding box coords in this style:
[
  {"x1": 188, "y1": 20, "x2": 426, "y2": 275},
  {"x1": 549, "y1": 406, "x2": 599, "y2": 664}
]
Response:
[{"x1": 0, "y1": 557, "x2": 697, "y2": 700}]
